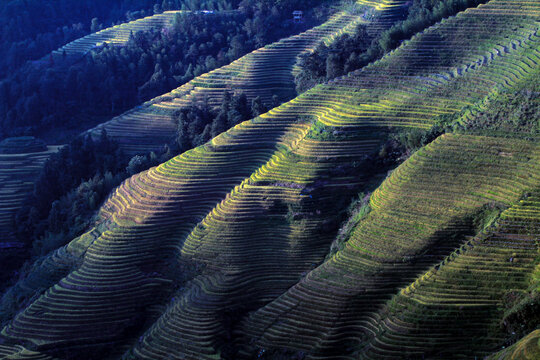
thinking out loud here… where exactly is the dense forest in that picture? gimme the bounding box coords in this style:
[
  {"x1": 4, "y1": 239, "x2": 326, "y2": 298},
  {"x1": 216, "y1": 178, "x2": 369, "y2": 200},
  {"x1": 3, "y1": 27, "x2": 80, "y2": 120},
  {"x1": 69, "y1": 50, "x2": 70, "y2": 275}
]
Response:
[{"x1": 0, "y1": 0, "x2": 258, "y2": 78}]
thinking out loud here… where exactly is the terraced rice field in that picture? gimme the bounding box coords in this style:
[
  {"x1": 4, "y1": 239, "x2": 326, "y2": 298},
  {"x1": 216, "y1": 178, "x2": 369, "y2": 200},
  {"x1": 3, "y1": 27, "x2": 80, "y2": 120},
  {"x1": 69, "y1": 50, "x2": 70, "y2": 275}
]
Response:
[
  {"x1": 240, "y1": 134, "x2": 540, "y2": 358},
  {"x1": 356, "y1": 0, "x2": 409, "y2": 34},
  {"x1": 88, "y1": 1, "x2": 411, "y2": 156},
  {"x1": 356, "y1": 189, "x2": 540, "y2": 359},
  {"x1": 49, "y1": 11, "x2": 184, "y2": 60},
  {"x1": 488, "y1": 330, "x2": 540, "y2": 360},
  {"x1": 0, "y1": 10, "x2": 207, "y2": 252},
  {"x1": 0, "y1": 345, "x2": 53, "y2": 360},
  {"x1": 0, "y1": 2, "x2": 391, "y2": 250},
  {"x1": 87, "y1": 11, "x2": 366, "y2": 156},
  {"x1": 1, "y1": 0, "x2": 538, "y2": 358},
  {"x1": 0, "y1": 144, "x2": 59, "y2": 248},
  {"x1": 0, "y1": 10, "x2": 244, "y2": 254}
]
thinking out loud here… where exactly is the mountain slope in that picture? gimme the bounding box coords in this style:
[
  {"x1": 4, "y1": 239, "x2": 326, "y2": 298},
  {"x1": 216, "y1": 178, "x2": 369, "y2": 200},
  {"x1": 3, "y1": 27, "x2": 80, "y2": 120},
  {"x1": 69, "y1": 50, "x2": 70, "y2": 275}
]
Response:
[
  {"x1": 0, "y1": 0, "x2": 538, "y2": 359},
  {"x1": 0, "y1": 139, "x2": 57, "y2": 247},
  {"x1": 488, "y1": 330, "x2": 540, "y2": 360},
  {"x1": 86, "y1": 9, "x2": 369, "y2": 156},
  {"x1": 356, "y1": 189, "x2": 540, "y2": 358},
  {"x1": 88, "y1": 1, "x2": 412, "y2": 157},
  {"x1": 47, "y1": 11, "x2": 185, "y2": 62},
  {"x1": 239, "y1": 134, "x2": 539, "y2": 358},
  {"x1": 0, "y1": 1, "x2": 372, "y2": 288}
]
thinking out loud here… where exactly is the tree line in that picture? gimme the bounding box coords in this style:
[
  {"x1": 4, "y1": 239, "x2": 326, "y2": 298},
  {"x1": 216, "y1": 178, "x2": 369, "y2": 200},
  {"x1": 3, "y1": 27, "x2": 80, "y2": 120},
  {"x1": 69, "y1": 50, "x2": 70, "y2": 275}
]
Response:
[
  {"x1": 7, "y1": 91, "x2": 268, "y2": 292},
  {"x1": 0, "y1": 0, "x2": 328, "y2": 142},
  {"x1": 0, "y1": 0, "x2": 168, "y2": 78},
  {"x1": 0, "y1": 0, "x2": 328, "y2": 297}
]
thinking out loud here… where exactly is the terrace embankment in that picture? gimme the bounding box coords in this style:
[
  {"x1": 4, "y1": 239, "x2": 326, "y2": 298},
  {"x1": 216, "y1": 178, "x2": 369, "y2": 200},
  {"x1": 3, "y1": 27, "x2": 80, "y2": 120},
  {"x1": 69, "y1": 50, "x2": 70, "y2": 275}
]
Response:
[{"x1": 0, "y1": 0, "x2": 538, "y2": 358}]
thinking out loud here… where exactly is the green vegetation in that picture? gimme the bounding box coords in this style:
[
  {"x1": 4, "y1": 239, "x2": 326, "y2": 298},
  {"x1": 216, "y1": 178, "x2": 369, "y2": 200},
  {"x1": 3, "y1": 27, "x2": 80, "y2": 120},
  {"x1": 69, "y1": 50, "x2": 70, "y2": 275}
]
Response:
[
  {"x1": 0, "y1": 141, "x2": 55, "y2": 291},
  {"x1": 354, "y1": 190, "x2": 540, "y2": 358},
  {"x1": 0, "y1": 0, "x2": 539, "y2": 359},
  {"x1": 487, "y1": 330, "x2": 540, "y2": 360},
  {"x1": 462, "y1": 71, "x2": 540, "y2": 137},
  {"x1": 15, "y1": 132, "x2": 125, "y2": 246},
  {"x1": 295, "y1": 23, "x2": 372, "y2": 92},
  {"x1": 501, "y1": 238, "x2": 540, "y2": 345},
  {"x1": 0, "y1": 4, "x2": 326, "y2": 141},
  {"x1": 0, "y1": 2, "x2": 364, "y2": 301},
  {"x1": 174, "y1": 92, "x2": 266, "y2": 151},
  {"x1": 245, "y1": 135, "x2": 540, "y2": 358},
  {"x1": 295, "y1": 0, "x2": 489, "y2": 92},
  {"x1": 86, "y1": 10, "x2": 362, "y2": 159},
  {"x1": 0, "y1": 0, "x2": 163, "y2": 77},
  {"x1": 327, "y1": 192, "x2": 371, "y2": 259}
]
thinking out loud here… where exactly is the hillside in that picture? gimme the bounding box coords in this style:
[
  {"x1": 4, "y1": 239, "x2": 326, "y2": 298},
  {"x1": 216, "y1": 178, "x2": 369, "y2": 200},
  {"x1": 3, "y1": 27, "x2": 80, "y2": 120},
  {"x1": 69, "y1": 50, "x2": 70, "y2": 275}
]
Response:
[
  {"x1": 0, "y1": 0, "x2": 538, "y2": 359},
  {"x1": 241, "y1": 134, "x2": 539, "y2": 357},
  {"x1": 0, "y1": 0, "x2": 165, "y2": 77},
  {"x1": 86, "y1": 1, "x2": 411, "y2": 156},
  {"x1": 0, "y1": 137, "x2": 52, "y2": 246},
  {"x1": 87, "y1": 11, "x2": 364, "y2": 156},
  {"x1": 0, "y1": 138, "x2": 60, "y2": 285},
  {"x1": 49, "y1": 11, "x2": 185, "y2": 61},
  {"x1": 0, "y1": 0, "x2": 367, "y2": 283},
  {"x1": 488, "y1": 330, "x2": 540, "y2": 360}
]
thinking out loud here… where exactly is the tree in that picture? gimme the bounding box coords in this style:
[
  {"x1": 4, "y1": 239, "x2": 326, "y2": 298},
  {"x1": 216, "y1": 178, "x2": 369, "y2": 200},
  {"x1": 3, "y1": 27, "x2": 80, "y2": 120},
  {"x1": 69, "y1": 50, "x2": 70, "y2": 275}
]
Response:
[
  {"x1": 233, "y1": 93, "x2": 250, "y2": 120},
  {"x1": 272, "y1": 94, "x2": 281, "y2": 108},
  {"x1": 325, "y1": 53, "x2": 342, "y2": 80},
  {"x1": 220, "y1": 91, "x2": 232, "y2": 113},
  {"x1": 91, "y1": 18, "x2": 101, "y2": 33},
  {"x1": 251, "y1": 96, "x2": 267, "y2": 116},
  {"x1": 127, "y1": 155, "x2": 146, "y2": 175},
  {"x1": 47, "y1": 201, "x2": 63, "y2": 233},
  {"x1": 161, "y1": 0, "x2": 170, "y2": 11},
  {"x1": 211, "y1": 112, "x2": 228, "y2": 138}
]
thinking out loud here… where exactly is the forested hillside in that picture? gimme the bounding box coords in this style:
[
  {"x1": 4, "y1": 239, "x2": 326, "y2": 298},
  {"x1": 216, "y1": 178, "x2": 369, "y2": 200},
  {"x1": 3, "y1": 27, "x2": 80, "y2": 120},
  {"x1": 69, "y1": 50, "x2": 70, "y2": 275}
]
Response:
[
  {"x1": 0, "y1": 0, "x2": 538, "y2": 359},
  {"x1": 0, "y1": 0, "x2": 163, "y2": 77},
  {"x1": 0, "y1": 0, "x2": 357, "y2": 312},
  {"x1": 0, "y1": 0, "x2": 328, "y2": 142}
]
